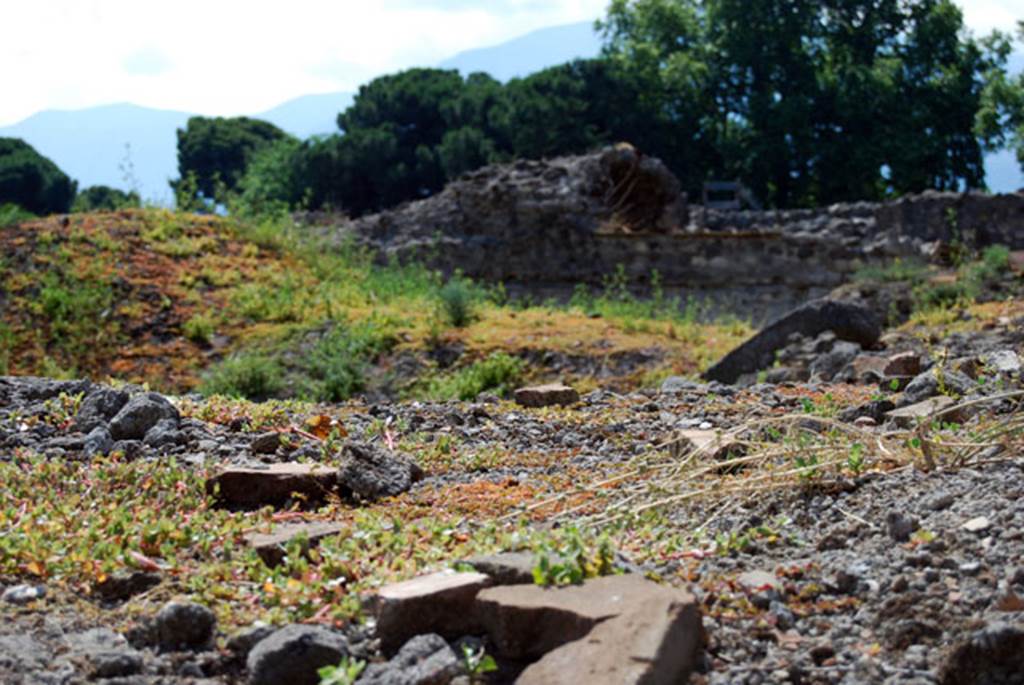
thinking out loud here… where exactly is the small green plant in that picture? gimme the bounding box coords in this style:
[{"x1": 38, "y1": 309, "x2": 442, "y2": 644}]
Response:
[
  {"x1": 437, "y1": 274, "x2": 479, "y2": 328},
  {"x1": 846, "y1": 442, "x2": 866, "y2": 475},
  {"x1": 421, "y1": 352, "x2": 524, "y2": 401},
  {"x1": 462, "y1": 644, "x2": 498, "y2": 681},
  {"x1": 200, "y1": 353, "x2": 283, "y2": 400},
  {"x1": 532, "y1": 530, "x2": 616, "y2": 587},
  {"x1": 183, "y1": 313, "x2": 215, "y2": 345},
  {"x1": 317, "y1": 656, "x2": 366, "y2": 685},
  {"x1": 0, "y1": 203, "x2": 35, "y2": 228}
]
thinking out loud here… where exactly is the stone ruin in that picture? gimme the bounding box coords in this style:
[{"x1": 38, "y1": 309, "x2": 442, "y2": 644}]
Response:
[{"x1": 312, "y1": 145, "x2": 1024, "y2": 319}]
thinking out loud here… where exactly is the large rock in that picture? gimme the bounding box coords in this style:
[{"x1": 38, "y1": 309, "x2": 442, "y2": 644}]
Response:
[
  {"x1": 246, "y1": 624, "x2": 348, "y2": 685},
  {"x1": 462, "y1": 552, "x2": 537, "y2": 585},
  {"x1": 357, "y1": 634, "x2": 463, "y2": 685},
  {"x1": 938, "y1": 622, "x2": 1024, "y2": 685},
  {"x1": 475, "y1": 574, "x2": 694, "y2": 660},
  {"x1": 704, "y1": 299, "x2": 881, "y2": 384},
  {"x1": 337, "y1": 442, "x2": 423, "y2": 502},
  {"x1": 206, "y1": 463, "x2": 339, "y2": 509},
  {"x1": 74, "y1": 387, "x2": 129, "y2": 433},
  {"x1": 375, "y1": 571, "x2": 491, "y2": 654},
  {"x1": 517, "y1": 595, "x2": 702, "y2": 685},
  {"x1": 109, "y1": 393, "x2": 180, "y2": 441}
]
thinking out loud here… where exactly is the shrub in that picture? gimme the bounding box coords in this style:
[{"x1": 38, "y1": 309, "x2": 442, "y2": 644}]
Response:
[
  {"x1": 72, "y1": 185, "x2": 140, "y2": 212},
  {"x1": 0, "y1": 203, "x2": 35, "y2": 227},
  {"x1": 424, "y1": 352, "x2": 524, "y2": 400},
  {"x1": 183, "y1": 314, "x2": 215, "y2": 345},
  {"x1": 437, "y1": 275, "x2": 479, "y2": 328},
  {"x1": 200, "y1": 354, "x2": 283, "y2": 400},
  {"x1": 0, "y1": 138, "x2": 77, "y2": 215}
]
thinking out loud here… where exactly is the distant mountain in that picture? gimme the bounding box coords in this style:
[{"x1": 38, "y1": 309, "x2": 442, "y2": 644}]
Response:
[
  {"x1": 257, "y1": 91, "x2": 354, "y2": 139},
  {"x1": 0, "y1": 103, "x2": 192, "y2": 205},
  {"x1": 439, "y1": 21, "x2": 602, "y2": 81}
]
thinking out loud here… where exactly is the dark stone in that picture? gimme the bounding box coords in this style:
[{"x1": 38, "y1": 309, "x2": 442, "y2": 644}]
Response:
[
  {"x1": 84, "y1": 425, "x2": 114, "y2": 456},
  {"x1": 154, "y1": 601, "x2": 216, "y2": 650},
  {"x1": 95, "y1": 571, "x2": 162, "y2": 601},
  {"x1": 250, "y1": 432, "x2": 281, "y2": 455},
  {"x1": 246, "y1": 624, "x2": 348, "y2": 685},
  {"x1": 901, "y1": 369, "x2": 976, "y2": 406},
  {"x1": 838, "y1": 400, "x2": 896, "y2": 424},
  {"x1": 338, "y1": 441, "x2": 424, "y2": 502},
  {"x1": 704, "y1": 299, "x2": 881, "y2": 384},
  {"x1": 143, "y1": 418, "x2": 182, "y2": 448},
  {"x1": 227, "y1": 625, "x2": 276, "y2": 660},
  {"x1": 74, "y1": 387, "x2": 130, "y2": 433},
  {"x1": 110, "y1": 393, "x2": 180, "y2": 441},
  {"x1": 358, "y1": 634, "x2": 463, "y2": 685}
]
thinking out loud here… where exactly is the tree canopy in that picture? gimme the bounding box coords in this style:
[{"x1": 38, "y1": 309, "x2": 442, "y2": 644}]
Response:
[
  {"x1": 174, "y1": 117, "x2": 291, "y2": 203},
  {"x1": 221, "y1": 0, "x2": 1024, "y2": 217},
  {"x1": 0, "y1": 138, "x2": 77, "y2": 215},
  {"x1": 72, "y1": 185, "x2": 140, "y2": 212}
]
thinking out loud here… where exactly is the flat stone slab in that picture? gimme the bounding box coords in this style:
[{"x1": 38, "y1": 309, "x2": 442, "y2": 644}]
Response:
[
  {"x1": 885, "y1": 396, "x2": 957, "y2": 428},
  {"x1": 244, "y1": 521, "x2": 346, "y2": 568},
  {"x1": 206, "y1": 463, "x2": 338, "y2": 509},
  {"x1": 476, "y1": 574, "x2": 690, "y2": 660},
  {"x1": 517, "y1": 595, "x2": 702, "y2": 685},
  {"x1": 513, "y1": 384, "x2": 580, "y2": 408},
  {"x1": 375, "y1": 571, "x2": 491, "y2": 654},
  {"x1": 462, "y1": 552, "x2": 537, "y2": 585}
]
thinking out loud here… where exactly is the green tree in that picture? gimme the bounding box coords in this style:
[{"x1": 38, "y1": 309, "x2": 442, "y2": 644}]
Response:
[
  {"x1": 72, "y1": 185, "x2": 140, "y2": 212},
  {"x1": 173, "y1": 116, "x2": 291, "y2": 205},
  {"x1": 976, "y1": 23, "x2": 1024, "y2": 175},
  {"x1": 234, "y1": 137, "x2": 306, "y2": 216},
  {"x1": 0, "y1": 137, "x2": 77, "y2": 215},
  {"x1": 600, "y1": 0, "x2": 1003, "y2": 206}
]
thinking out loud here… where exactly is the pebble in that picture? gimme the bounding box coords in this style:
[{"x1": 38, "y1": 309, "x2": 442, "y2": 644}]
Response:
[
  {"x1": 2, "y1": 584, "x2": 46, "y2": 605},
  {"x1": 962, "y1": 517, "x2": 992, "y2": 533}
]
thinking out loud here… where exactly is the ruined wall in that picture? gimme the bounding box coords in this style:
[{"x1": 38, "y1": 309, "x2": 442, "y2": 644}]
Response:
[{"x1": 319, "y1": 148, "x2": 1024, "y2": 294}]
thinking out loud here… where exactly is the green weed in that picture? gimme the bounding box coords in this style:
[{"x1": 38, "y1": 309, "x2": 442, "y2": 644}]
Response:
[{"x1": 200, "y1": 354, "x2": 284, "y2": 401}]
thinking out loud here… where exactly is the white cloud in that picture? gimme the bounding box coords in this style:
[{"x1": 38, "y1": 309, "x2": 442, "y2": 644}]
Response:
[
  {"x1": 1, "y1": 0, "x2": 1019, "y2": 126},
  {"x1": 0, "y1": 0, "x2": 607, "y2": 125}
]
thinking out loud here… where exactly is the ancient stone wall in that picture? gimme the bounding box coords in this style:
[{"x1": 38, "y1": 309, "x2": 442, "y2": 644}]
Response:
[{"x1": 319, "y1": 148, "x2": 1024, "y2": 295}]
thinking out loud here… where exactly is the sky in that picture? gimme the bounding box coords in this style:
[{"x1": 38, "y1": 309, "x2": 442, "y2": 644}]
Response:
[{"x1": 1, "y1": 0, "x2": 1021, "y2": 127}]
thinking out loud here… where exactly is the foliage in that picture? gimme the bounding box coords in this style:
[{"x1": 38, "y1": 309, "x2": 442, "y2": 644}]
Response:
[
  {"x1": 0, "y1": 202, "x2": 35, "y2": 227},
  {"x1": 200, "y1": 353, "x2": 284, "y2": 401},
  {"x1": 599, "y1": 0, "x2": 1002, "y2": 206},
  {"x1": 317, "y1": 657, "x2": 366, "y2": 685},
  {"x1": 461, "y1": 645, "x2": 499, "y2": 681},
  {"x1": 0, "y1": 137, "x2": 77, "y2": 215},
  {"x1": 976, "y1": 22, "x2": 1024, "y2": 174},
  {"x1": 232, "y1": 137, "x2": 307, "y2": 217},
  {"x1": 437, "y1": 274, "x2": 480, "y2": 328},
  {"x1": 532, "y1": 528, "x2": 617, "y2": 586},
  {"x1": 72, "y1": 185, "x2": 140, "y2": 212},
  {"x1": 173, "y1": 116, "x2": 292, "y2": 205},
  {"x1": 422, "y1": 352, "x2": 525, "y2": 401},
  {"x1": 300, "y1": 321, "x2": 397, "y2": 402}
]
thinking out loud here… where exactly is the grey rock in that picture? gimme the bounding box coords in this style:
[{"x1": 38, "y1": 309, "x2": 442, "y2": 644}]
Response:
[
  {"x1": 886, "y1": 512, "x2": 919, "y2": 543},
  {"x1": 376, "y1": 571, "x2": 491, "y2": 654},
  {"x1": 91, "y1": 650, "x2": 144, "y2": 678},
  {"x1": 2, "y1": 583, "x2": 45, "y2": 605},
  {"x1": 704, "y1": 299, "x2": 881, "y2": 384},
  {"x1": 227, "y1": 625, "x2": 276, "y2": 659},
  {"x1": 338, "y1": 442, "x2": 424, "y2": 502},
  {"x1": 982, "y1": 350, "x2": 1021, "y2": 376},
  {"x1": 109, "y1": 393, "x2": 180, "y2": 441},
  {"x1": 250, "y1": 432, "x2": 281, "y2": 455},
  {"x1": 144, "y1": 418, "x2": 182, "y2": 448},
  {"x1": 660, "y1": 376, "x2": 703, "y2": 394},
  {"x1": 84, "y1": 425, "x2": 113, "y2": 456},
  {"x1": 74, "y1": 387, "x2": 130, "y2": 433},
  {"x1": 358, "y1": 633, "x2": 463, "y2": 685},
  {"x1": 154, "y1": 601, "x2": 216, "y2": 650},
  {"x1": 927, "y1": 492, "x2": 956, "y2": 511},
  {"x1": 901, "y1": 369, "x2": 975, "y2": 406},
  {"x1": 808, "y1": 341, "x2": 861, "y2": 381},
  {"x1": 246, "y1": 624, "x2": 348, "y2": 685}
]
